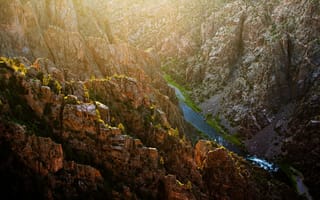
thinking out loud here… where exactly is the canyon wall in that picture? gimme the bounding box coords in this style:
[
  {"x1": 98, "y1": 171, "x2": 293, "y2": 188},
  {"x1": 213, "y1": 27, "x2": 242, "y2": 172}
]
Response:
[
  {"x1": 107, "y1": 0, "x2": 320, "y2": 198},
  {"x1": 0, "y1": 0, "x2": 309, "y2": 199}
]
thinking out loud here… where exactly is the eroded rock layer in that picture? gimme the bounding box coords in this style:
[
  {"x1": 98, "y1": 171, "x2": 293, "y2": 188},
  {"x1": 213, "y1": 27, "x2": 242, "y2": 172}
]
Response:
[{"x1": 0, "y1": 0, "x2": 303, "y2": 199}]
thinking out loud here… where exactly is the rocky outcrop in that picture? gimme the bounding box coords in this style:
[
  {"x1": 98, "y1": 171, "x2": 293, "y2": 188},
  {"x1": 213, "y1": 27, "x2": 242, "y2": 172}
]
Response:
[
  {"x1": 142, "y1": 1, "x2": 319, "y2": 198},
  {"x1": 0, "y1": 120, "x2": 105, "y2": 200},
  {"x1": 0, "y1": 56, "x2": 297, "y2": 199},
  {"x1": 186, "y1": 0, "x2": 319, "y2": 150},
  {"x1": 202, "y1": 147, "x2": 248, "y2": 200},
  {"x1": 195, "y1": 140, "x2": 299, "y2": 200},
  {"x1": 0, "y1": 0, "x2": 306, "y2": 198},
  {"x1": 109, "y1": 1, "x2": 320, "y2": 198},
  {"x1": 0, "y1": 57, "x2": 167, "y2": 198},
  {"x1": 0, "y1": 0, "x2": 161, "y2": 82},
  {"x1": 84, "y1": 74, "x2": 205, "y2": 197},
  {"x1": 193, "y1": 1, "x2": 320, "y2": 197}
]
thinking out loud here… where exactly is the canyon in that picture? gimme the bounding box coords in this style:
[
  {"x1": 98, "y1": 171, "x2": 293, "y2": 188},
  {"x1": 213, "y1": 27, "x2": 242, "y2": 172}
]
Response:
[{"x1": 0, "y1": 0, "x2": 319, "y2": 199}]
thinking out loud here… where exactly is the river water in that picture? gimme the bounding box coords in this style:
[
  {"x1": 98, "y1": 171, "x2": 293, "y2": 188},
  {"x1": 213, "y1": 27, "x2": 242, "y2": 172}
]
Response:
[
  {"x1": 169, "y1": 84, "x2": 278, "y2": 171},
  {"x1": 169, "y1": 84, "x2": 313, "y2": 199}
]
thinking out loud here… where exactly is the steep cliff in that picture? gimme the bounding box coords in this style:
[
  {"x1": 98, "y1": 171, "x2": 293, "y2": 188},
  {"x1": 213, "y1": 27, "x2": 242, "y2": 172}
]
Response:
[
  {"x1": 106, "y1": 0, "x2": 320, "y2": 198},
  {"x1": 0, "y1": 0, "x2": 162, "y2": 81},
  {"x1": 0, "y1": 56, "x2": 295, "y2": 199},
  {"x1": 0, "y1": 0, "x2": 304, "y2": 199},
  {"x1": 185, "y1": 1, "x2": 320, "y2": 198},
  {"x1": 135, "y1": 0, "x2": 319, "y2": 198}
]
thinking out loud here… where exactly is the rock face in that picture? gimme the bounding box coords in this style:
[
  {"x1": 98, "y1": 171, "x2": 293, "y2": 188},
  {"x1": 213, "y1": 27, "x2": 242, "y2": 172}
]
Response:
[
  {"x1": 0, "y1": 0, "x2": 160, "y2": 81},
  {"x1": 121, "y1": 0, "x2": 319, "y2": 198},
  {"x1": 0, "y1": 121, "x2": 105, "y2": 200},
  {"x1": 186, "y1": 1, "x2": 320, "y2": 198},
  {"x1": 0, "y1": 0, "x2": 302, "y2": 199},
  {"x1": 202, "y1": 147, "x2": 248, "y2": 199},
  {"x1": 107, "y1": 0, "x2": 319, "y2": 198},
  {"x1": 0, "y1": 56, "x2": 296, "y2": 199},
  {"x1": 0, "y1": 57, "x2": 166, "y2": 199}
]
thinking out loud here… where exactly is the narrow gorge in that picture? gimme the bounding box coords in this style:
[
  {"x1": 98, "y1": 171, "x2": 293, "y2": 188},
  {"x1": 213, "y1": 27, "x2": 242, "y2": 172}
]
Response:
[{"x1": 0, "y1": 0, "x2": 319, "y2": 199}]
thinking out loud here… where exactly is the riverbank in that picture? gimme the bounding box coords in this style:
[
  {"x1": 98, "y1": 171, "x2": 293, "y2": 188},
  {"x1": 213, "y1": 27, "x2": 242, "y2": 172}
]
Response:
[
  {"x1": 163, "y1": 74, "x2": 201, "y2": 112},
  {"x1": 279, "y1": 163, "x2": 313, "y2": 200},
  {"x1": 165, "y1": 74, "x2": 312, "y2": 199},
  {"x1": 164, "y1": 73, "x2": 243, "y2": 148}
]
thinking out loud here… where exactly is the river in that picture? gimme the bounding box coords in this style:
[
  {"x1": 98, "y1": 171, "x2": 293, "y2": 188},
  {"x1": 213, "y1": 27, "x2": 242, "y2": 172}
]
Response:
[
  {"x1": 169, "y1": 84, "x2": 278, "y2": 171},
  {"x1": 169, "y1": 84, "x2": 312, "y2": 199}
]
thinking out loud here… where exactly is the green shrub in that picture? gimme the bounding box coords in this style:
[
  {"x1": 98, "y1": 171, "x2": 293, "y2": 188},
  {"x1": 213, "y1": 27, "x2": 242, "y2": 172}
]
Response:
[
  {"x1": 42, "y1": 75, "x2": 62, "y2": 94},
  {"x1": 117, "y1": 123, "x2": 125, "y2": 133},
  {"x1": 63, "y1": 95, "x2": 79, "y2": 105}
]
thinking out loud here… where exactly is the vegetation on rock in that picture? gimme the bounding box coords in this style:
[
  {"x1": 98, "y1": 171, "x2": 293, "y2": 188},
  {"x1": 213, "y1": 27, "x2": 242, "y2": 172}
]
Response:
[{"x1": 1, "y1": 0, "x2": 318, "y2": 199}]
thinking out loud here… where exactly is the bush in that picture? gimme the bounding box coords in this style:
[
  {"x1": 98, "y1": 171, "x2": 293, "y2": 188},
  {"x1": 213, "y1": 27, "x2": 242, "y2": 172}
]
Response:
[
  {"x1": 42, "y1": 75, "x2": 62, "y2": 94},
  {"x1": 117, "y1": 123, "x2": 125, "y2": 133}
]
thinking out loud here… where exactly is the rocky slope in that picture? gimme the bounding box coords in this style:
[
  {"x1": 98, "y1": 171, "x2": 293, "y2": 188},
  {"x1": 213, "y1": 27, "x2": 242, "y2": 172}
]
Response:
[
  {"x1": 0, "y1": 0, "x2": 302, "y2": 199},
  {"x1": 132, "y1": 0, "x2": 319, "y2": 198},
  {"x1": 185, "y1": 1, "x2": 320, "y2": 198},
  {"x1": 0, "y1": 56, "x2": 296, "y2": 199},
  {"x1": 0, "y1": 0, "x2": 162, "y2": 82},
  {"x1": 106, "y1": 0, "x2": 320, "y2": 198}
]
